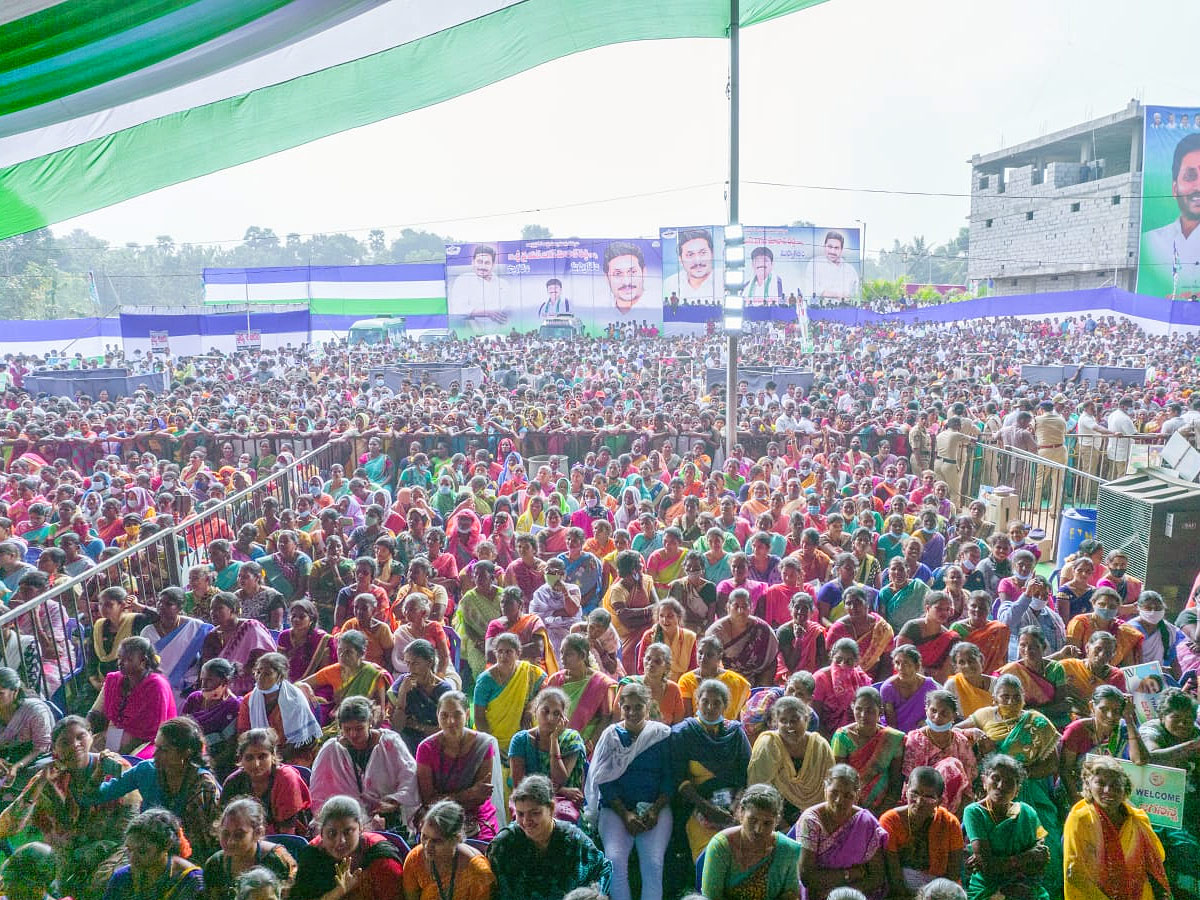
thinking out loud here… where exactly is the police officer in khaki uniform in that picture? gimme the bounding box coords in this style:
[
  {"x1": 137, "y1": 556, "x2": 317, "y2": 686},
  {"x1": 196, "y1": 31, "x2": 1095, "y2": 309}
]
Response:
[
  {"x1": 934, "y1": 416, "x2": 972, "y2": 506},
  {"x1": 1033, "y1": 399, "x2": 1068, "y2": 514}
]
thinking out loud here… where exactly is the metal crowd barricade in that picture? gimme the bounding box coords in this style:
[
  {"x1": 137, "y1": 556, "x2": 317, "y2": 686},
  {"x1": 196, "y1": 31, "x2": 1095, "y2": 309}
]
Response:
[
  {"x1": 962, "y1": 440, "x2": 1106, "y2": 558},
  {"x1": 0, "y1": 437, "x2": 356, "y2": 704}
]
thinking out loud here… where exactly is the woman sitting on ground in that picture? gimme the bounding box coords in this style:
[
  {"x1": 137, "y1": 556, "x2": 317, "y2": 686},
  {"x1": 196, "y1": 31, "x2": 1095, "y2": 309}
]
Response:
[
  {"x1": 880, "y1": 767, "x2": 964, "y2": 896},
  {"x1": 401, "y1": 799, "x2": 496, "y2": 900},
  {"x1": 87, "y1": 635, "x2": 176, "y2": 759},
  {"x1": 310, "y1": 696, "x2": 420, "y2": 832},
  {"x1": 1063, "y1": 755, "x2": 1170, "y2": 900},
  {"x1": 586, "y1": 681, "x2": 673, "y2": 900},
  {"x1": 417, "y1": 691, "x2": 504, "y2": 841},
  {"x1": 221, "y1": 728, "x2": 312, "y2": 836},
  {"x1": 486, "y1": 774, "x2": 611, "y2": 900},
  {"x1": 202, "y1": 798, "x2": 298, "y2": 900},
  {"x1": 700, "y1": 783, "x2": 802, "y2": 900},
  {"x1": 508, "y1": 686, "x2": 586, "y2": 822},
  {"x1": 237, "y1": 652, "x2": 322, "y2": 766},
  {"x1": 101, "y1": 808, "x2": 203, "y2": 900},
  {"x1": 797, "y1": 764, "x2": 888, "y2": 900},
  {"x1": 84, "y1": 716, "x2": 222, "y2": 863},
  {"x1": 180, "y1": 658, "x2": 242, "y2": 778},
  {"x1": 747, "y1": 695, "x2": 834, "y2": 829},
  {"x1": 961, "y1": 754, "x2": 1050, "y2": 900},
  {"x1": 289, "y1": 794, "x2": 405, "y2": 900}
]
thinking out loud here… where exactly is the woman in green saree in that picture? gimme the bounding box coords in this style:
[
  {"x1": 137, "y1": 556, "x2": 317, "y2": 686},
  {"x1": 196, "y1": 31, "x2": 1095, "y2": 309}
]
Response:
[
  {"x1": 962, "y1": 753, "x2": 1050, "y2": 900},
  {"x1": 964, "y1": 674, "x2": 1061, "y2": 897},
  {"x1": 360, "y1": 436, "x2": 394, "y2": 497},
  {"x1": 300, "y1": 630, "x2": 391, "y2": 735},
  {"x1": 700, "y1": 783, "x2": 802, "y2": 900},
  {"x1": 545, "y1": 633, "x2": 615, "y2": 753}
]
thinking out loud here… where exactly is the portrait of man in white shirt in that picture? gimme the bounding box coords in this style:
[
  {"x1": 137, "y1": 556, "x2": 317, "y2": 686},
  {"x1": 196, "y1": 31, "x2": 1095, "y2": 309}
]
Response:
[
  {"x1": 662, "y1": 229, "x2": 718, "y2": 304},
  {"x1": 448, "y1": 244, "x2": 509, "y2": 328},
  {"x1": 1143, "y1": 133, "x2": 1200, "y2": 297},
  {"x1": 805, "y1": 230, "x2": 860, "y2": 300}
]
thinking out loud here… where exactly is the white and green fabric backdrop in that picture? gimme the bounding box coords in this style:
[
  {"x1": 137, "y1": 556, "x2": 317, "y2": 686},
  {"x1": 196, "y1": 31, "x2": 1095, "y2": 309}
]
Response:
[{"x1": 0, "y1": 0, "x2": 825, "y2": 241}]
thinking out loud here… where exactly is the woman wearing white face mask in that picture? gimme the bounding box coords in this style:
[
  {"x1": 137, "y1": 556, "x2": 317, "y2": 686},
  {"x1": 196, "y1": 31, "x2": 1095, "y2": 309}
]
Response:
[
  {"x1": 1127, "y1": 590, "x2": 1184, "y2": 678},
  {"x1": 1064, "y1": 587, "x2": 1143, "y2": 667},
  {"x1": 996, "y1": 574, "x2": 1068, "y2": 662},
  {"x1": 529, "y1": 559, "x2": 583, "y2": 653}
]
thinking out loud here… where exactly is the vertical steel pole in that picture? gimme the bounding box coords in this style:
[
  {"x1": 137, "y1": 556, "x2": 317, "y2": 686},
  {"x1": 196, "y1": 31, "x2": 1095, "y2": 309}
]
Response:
[{"x1": 725, "y1": 0, "x2": 739, "y2": 462}]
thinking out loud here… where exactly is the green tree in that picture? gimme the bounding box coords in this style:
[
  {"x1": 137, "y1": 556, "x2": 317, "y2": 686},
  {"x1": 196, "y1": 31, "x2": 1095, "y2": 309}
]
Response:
[{"x1": 521, "y1": 224, "x2": 552, "y2": 240}]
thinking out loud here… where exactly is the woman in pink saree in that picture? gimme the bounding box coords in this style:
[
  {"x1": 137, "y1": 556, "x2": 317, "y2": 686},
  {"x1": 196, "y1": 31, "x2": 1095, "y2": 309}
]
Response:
[
  {"x1": 812, "y1": 637, "x2": 873, "y2": 738},
  {"x1": 88, "y1": 635, "x2": 176, "y2": 759},
  {"x1": 545, "y1": 633, "x2": 614, "y2": 752},
  {"x1": 797, "y1": 764, "x2": 888, "y2": 900}
]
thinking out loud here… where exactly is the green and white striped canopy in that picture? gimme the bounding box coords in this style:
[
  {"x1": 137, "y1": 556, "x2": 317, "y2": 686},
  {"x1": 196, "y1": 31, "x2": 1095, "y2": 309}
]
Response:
[{"x1": 0, "y1": 0, "x2": 824, "y2": 242}]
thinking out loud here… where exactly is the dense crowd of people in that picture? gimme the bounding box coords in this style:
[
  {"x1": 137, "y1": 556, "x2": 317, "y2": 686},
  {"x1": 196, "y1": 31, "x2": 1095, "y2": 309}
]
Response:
[{"x1": 0, "y1": 313, "x2": 1198, "y2": 900}]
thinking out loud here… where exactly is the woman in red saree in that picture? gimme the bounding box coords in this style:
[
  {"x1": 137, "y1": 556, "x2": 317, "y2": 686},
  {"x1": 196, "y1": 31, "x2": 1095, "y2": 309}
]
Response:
[
  {"x1": 826, "y1": 587, "x2": 895, "y2": 679},
  {"x1": 775, "y1": 592, "x2": 828, "y2": 680},
  {"x1": 949, "y1": 590, "x2": 1010, "y2": 674},
  {"x1": 895, "y1": 589, "x2": 959, "y2": 681},
  {"x1": 830, "y1": 685, "x2": 905, "y2": 816},
  {"x1": 812, "y1": 637, "x2": 874, "y2": 738}
]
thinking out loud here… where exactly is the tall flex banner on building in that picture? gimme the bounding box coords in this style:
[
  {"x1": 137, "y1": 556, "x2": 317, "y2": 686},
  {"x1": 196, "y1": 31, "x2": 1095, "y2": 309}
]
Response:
[
  {"x1": 444, "y1": 239, "x2": 662, "y2": 337},
  {"x1": 1137, "y1": 104, "x2": 1200, "y2": 299}
]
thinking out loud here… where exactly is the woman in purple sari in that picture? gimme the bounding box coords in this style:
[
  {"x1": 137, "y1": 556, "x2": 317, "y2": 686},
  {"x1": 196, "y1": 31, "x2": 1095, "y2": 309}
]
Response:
[
  {"x1": 276, "y1": 600, "x2": 337, "y2": 683},
  {"x1": 797, "y1": 764, "x2": 888, "y2": 900},
  {"x1": 879, "y1": 645, "x2": 941, "y2": 733},
  {"x1": 705, "y1": 588, "x2": 779, "y2": 687},
  {"x1": 179, "y1": 657, "x2": 241, "y2": 778}
]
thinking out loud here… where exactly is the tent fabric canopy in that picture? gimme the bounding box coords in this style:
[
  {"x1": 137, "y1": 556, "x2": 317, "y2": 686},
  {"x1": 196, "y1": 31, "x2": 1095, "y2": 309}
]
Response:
[{"x1": 0, "y1": 0, "x2": 824, "y2": 242}]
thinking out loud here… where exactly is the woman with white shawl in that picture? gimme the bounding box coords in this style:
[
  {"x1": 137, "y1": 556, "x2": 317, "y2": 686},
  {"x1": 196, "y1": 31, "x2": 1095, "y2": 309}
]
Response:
[
  {"x1": 584, "y1": 681, "x2": 673, "y2": 900},
  {"x1": 310, "y1": 695, "x2": 421, "y2": 832},
  {"x1": 240, "y1": 651, "x2": 323, "y2": 766}
]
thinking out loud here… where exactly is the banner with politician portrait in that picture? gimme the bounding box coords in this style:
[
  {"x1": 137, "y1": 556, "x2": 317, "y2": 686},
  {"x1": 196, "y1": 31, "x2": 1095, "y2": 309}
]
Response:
[
  {"x1": 1137, "y1": 104, "x2": 1200, "y2": 299},
  {"x1": 444, "y1": 238, "x2": 662, "y2": 336},
  {"x1": 660, "y1": 225, "x2": 862, "y2": 309}
]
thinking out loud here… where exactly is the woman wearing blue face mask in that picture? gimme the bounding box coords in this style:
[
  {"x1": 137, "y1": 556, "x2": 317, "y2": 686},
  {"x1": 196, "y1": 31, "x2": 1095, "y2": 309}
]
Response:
[{"x1": 670, "y1": 678, "x2": 752, "y2": 862}]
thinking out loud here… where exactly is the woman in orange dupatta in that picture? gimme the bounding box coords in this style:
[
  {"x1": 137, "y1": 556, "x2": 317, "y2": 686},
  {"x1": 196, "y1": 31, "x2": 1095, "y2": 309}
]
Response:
[
  {"x1": 895, "y1": 589, "x2": 959, "y2": 681},
  {"x1": 1063, "y1": 756, "x2": 1169, "y2": 900},
  {"x1": 826, "y1": 587, "x2": 895, "y2": 678},
  {"x1": 1064, "y1": 588, "x2": 1144, "y2": 667},
  {"x1": 1059, "y1": 631, "x2": 1126, "y2": 703},
  {"x1": 485, "y1": 587, "x2": 557, "y2": 674},
  {"x1": 950, "y1": 591, "x2": 1010, "y2": 674},
  {"x1": 998, "y1": 626, "x2": 1071, "y2": 728}
]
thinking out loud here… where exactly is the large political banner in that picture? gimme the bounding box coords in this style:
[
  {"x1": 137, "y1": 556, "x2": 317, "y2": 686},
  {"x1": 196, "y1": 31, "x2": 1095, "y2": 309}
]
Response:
[
  {"x1": 660, "y1": 225, "x2": 862, "y2": 308},
  {"x1": 1137, "y1": 104, "x2": 1200, "y2": 299},
  {"x1": 444, "y1": 238, "x2": 662, "y2": 336}
]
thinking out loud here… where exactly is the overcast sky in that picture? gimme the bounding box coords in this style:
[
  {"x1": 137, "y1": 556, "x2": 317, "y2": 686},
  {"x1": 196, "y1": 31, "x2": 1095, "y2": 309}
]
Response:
[{"x1": 57, "y1": 0, "x2": 1200, "y2": 262}]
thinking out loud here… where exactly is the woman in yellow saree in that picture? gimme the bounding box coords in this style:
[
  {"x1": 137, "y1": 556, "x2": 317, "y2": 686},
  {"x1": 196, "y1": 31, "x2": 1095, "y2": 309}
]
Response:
[{"x1": 470, "y1": 632, "x2": 546, "y2": 767}]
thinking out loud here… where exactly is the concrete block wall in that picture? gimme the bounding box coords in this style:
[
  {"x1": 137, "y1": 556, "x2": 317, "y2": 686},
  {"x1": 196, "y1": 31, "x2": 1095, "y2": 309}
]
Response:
[{"x1": 968, "y1": 169, "x2": 1141, "y2": 286}]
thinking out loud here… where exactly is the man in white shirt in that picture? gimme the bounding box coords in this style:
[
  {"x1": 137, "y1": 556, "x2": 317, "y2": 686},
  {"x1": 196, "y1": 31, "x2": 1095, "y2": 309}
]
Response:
[
  {"x1": 1143, "y1": 134, "x2": 1200, "y2": 297},
  {"x1": 1106, "y1": 397, "x2": 1137, "y2": 468},
  {"x1": 448, "y1": 245, "x2": 509, "y2": 330},
  {"x1": 741, "y1": 246, "x2": 784, "y2": 303},
  {"x1": 662, "y1": 229, "x2": 718, "y2": 304},
  {"x1": 805, "y1": 230, "x2": 860, "y2": 300}
]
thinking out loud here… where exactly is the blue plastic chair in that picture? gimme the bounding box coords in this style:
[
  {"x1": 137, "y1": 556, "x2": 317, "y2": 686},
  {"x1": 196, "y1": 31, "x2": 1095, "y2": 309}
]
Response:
[
  {"x1": 266, "y1": 833, "x2": 309, "y2": 856},
  {"x1": 379, "y1": 831, "x2": 411, "y2": 856},
  {"x1": 695, "y1": 849, "x2": 706, "y2": 890},
  {"x1": 122, "y1": 755, "x2": 143, "y2": 768},
  {"x1": 45, "y1": 700, "x2": 64, "y2": 722},
  {"x1": 465, "y1": 837, "x2": 490, "y2": 853},
  {"x1": 22, "y1": 547, "x2": 42, "y2": 565}
]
